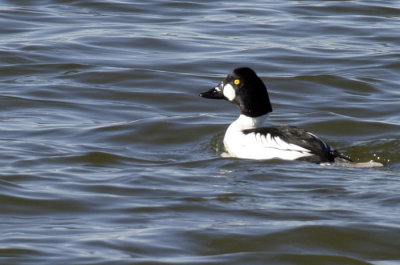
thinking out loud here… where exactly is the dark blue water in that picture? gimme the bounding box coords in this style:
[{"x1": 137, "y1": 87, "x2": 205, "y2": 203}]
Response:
[{"x1": 1, "y1": 1, "x2": 400, "y2": 264}]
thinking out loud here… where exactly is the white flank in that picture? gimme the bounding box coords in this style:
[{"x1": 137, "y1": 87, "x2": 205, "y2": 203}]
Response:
[{"x1": 223, "y1": 115, "x2": 313, "y2": 160}]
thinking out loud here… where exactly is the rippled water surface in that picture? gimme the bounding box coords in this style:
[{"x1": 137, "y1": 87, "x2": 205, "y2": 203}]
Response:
[{"x1": 1, "y1": 1, "x2": 400, "y2": 264}]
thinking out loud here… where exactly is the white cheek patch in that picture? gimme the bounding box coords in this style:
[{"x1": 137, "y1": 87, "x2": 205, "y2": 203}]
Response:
[{"x1": 223, "y1": 84, "x2": 236, "y2": 101}]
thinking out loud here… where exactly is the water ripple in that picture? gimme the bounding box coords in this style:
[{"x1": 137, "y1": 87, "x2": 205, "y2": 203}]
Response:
[{"x1": 1, "y1": 1, "x2": 400, "y2": 264}]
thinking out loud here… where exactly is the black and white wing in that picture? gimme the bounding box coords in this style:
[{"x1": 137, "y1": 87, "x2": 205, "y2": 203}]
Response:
[{"x1": 243, "y1": 125, "x2": 350, "y2": 163}]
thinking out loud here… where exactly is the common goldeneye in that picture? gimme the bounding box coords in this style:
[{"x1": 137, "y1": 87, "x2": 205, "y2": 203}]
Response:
[{"x1": 199, "y1": 67, "x2": 351, "y2": 163}]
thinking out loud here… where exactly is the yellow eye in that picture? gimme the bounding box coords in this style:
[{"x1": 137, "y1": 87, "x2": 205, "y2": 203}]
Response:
[{"x1": 233, "y1": 79, "x2": 241, "y2": 85}]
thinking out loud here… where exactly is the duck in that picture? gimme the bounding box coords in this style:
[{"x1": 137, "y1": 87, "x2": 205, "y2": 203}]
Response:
[{"x1": 199, "y1": 67, "x2": 352, "y2": 163}]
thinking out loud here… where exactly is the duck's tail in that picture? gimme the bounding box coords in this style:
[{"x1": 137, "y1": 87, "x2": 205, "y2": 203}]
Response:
[
  {"x1": 331, "y1": 150, "x2": 384, "y2": 168},
  {"x1": 332, "y1": 150, "x2": 353, "y2": 163}
]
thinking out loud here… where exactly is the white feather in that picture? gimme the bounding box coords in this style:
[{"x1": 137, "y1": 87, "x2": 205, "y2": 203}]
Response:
[
  {"x1": 223, "y1": 114, "x2": 313, "y2": 160},
  {"x1": 223, "y1": 84, "x2": 236, "y2": 101}
]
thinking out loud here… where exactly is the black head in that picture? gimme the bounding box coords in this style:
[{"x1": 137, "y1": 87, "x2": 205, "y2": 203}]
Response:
[{"x1": 199, "y1": 67, "x2": 273, "y2": 117}]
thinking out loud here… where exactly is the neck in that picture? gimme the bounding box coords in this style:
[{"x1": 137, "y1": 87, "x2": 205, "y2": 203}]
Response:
[{"x1": 232, "y1": 114, "x2": 268, "y2": 130}]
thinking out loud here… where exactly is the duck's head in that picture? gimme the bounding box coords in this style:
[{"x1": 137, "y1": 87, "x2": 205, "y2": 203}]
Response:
[{"x1": 200, "y1": 67, "x2": 273, "y2": 117}]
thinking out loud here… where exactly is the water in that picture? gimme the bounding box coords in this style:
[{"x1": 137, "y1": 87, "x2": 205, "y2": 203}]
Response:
[{"x1": 1, "y1": 0, "x2": 400, "y2": 264}]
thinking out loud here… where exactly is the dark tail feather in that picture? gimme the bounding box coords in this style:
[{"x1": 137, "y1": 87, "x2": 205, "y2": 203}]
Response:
[{"x1": 331, "y1": 150, "x2": 352, "y2": 162}]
